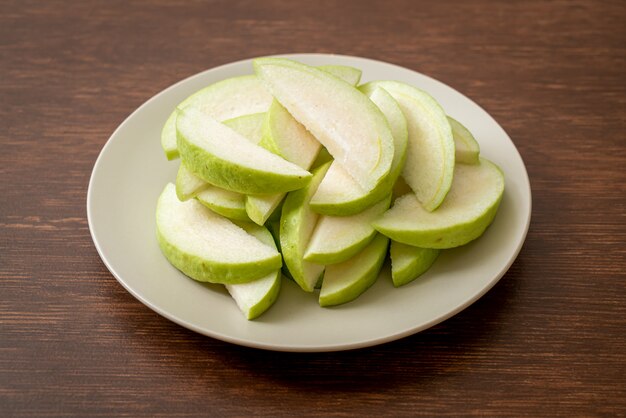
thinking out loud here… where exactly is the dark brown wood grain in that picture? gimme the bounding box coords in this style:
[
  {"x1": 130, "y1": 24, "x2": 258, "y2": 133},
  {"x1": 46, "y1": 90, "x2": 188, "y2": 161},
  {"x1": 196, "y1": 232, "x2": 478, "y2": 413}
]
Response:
[{"x1": 1, "y1": 0, "x2": 625, "y2": 416}]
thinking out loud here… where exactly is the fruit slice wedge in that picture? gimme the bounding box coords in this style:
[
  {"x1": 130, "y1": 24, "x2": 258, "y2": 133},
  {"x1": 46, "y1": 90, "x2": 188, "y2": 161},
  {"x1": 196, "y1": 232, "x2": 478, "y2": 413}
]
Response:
[
  {"x1": 245, "y1": 193, "x2": 284, "y2": 226},
  {"x1": 196, "y1": 186, "x2": 250, "y2": 222},
  {"x1": 319, "y1": 234, "x2": 389, "y2": 307},
  {"x1": 161, "y1": 75, "x2": 273, "y2": 160},
  {"x1": 304, "y1": 195, "x2": 391, "y2": 264},
  {"x1": 373, "y1": 158, "x2": 504, "y2": 249},
  {"x1": 254, "y1": 57, "x2": 394, "y2": 193},
  {"x1": 258, "y1": 63, "x2": 362, "y2": 169},
  {"x1": 389, "y1": 241, "x2": 440, "y2": 287},
  {"x1": 360, "y1": 81, "x2": 455, "y2": 211},
  {"x1": 177, "y1": 112, "x2": 264, "y2": 215},
  {"x1": 244, "y1": 64, "x2": 367, "y2": 225},
  {"x1": 448, "y1": 116, "x2": 480, "y2": 164},
  {"x1": 245, "y1": 99, "x2": 321, "y2": 225},
  {"x1": 225, "y1": 223, "x2": 281, "y2": 320},
  {"x1": 318, "y1": 65, "x2": 362, "y2": 86},
  {"x1": 176, "y1": 109, "x2": 267, "y2": 202},
  {"x1": 156, "y1": 183, "x2": 281, "y2": 284},
  {"x1": 310, "y1": 87, "x2": 408, "y2": 215},
  {"x1": 176, "y1": 163, "x2": 209, "y2": 201},
  {"x1": 176, "y1": 107, "x2": 311, "y2": 194},
  {"x1": 279, "y1": 162, "x2": 331, "y2": 292},
  {"x1": 223, "y1": 112, "x2": 266, "y2": 144},
  {"x1": 259, "y1": 99, "x2": 322, "y2": 169}
]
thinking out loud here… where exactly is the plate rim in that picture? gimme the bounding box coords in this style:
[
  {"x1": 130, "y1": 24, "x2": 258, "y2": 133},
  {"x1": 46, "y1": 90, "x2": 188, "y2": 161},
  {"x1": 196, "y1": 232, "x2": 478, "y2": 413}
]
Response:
[{"x1": 87, "y1": 53, "x2": 532, "y2": 352}]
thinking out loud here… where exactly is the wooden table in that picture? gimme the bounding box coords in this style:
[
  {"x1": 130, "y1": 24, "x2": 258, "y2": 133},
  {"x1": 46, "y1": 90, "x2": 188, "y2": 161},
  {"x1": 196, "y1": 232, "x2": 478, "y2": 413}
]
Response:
[{"x1": 2, "y1": 1, "x2": 624, "y2": 416}]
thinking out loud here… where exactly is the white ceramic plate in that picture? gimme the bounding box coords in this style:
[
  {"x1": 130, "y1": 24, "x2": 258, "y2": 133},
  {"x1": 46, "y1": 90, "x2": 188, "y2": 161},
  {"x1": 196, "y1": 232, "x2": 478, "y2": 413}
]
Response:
[{"x1": 87, "y1": 54, "x2": 531, "y2": 352}]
